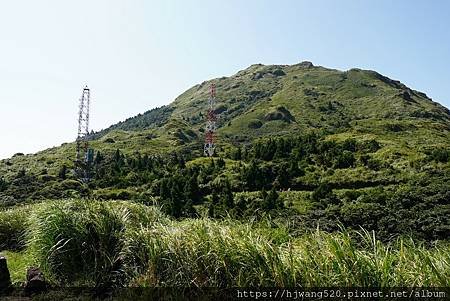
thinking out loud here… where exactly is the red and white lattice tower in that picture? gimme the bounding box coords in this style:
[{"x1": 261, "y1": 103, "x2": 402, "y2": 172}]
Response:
[{"x1": 204, "y1": 83, "x2": 217, "y2": 157}]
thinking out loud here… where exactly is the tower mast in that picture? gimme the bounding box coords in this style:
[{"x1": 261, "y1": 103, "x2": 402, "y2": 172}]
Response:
[
  {"x1": 76, "y1": 86, "x2": 90, "y2": 162},
  {"x1": 204, "y1": 83, "x2": 217, "y2": 157},
  {"x1": 75, "y1": 85, "x2": 93, "y2": 182}
]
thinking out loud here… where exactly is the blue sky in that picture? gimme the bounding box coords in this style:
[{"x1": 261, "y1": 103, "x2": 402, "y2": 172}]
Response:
[{"x1": 0, "y1": 0, "x2": 449, "y2": 159}]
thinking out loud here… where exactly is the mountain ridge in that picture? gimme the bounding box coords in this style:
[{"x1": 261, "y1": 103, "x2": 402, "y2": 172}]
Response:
[
  {"x1": 89, "y1": 61, "x2": 450, "y2": 139},
  {"x1": 1, "y1": 61, "x2": 449, "y2": 181},
  {"x1": 0, "y1": 62, "x2": 449, "y2": 243}
]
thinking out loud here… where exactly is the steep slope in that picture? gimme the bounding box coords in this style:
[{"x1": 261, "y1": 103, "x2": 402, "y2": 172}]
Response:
[{"x1": 1, "y1": 61, "x2": 449, "y2": 180}]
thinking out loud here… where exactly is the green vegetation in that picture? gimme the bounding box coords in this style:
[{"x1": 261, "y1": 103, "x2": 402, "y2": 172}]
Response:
[
  {"x1": 0, "y1": 205, "x2": 29, "y2": 250},
  {"x1": 1, "y1": 251, "x2": 33, "y2": 284},
  {"x1": 0, "y1": 62, "x2": 449, "y2": 289},
  {"x1": 3, "y1": 133, "x2": 448, "y2": 242},
  {"x1": 2, "y1": 62, "x2": 448, "y2": 183},
  {"x1": 1, "y1": 200, "x2": 449, "y2": 288}
]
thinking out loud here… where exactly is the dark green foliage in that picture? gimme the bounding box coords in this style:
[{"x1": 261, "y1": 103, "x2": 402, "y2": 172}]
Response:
[
  {"x1": 334, "y1": 150, "x2": 355, "y2": 168},
  {"x1": 262, "y1": 188, "x2": 283, "y2": 210},
  {"x1": 240, "y1": 160, "x2": 274, "y2": 191},
  {"x1": 272, "y1": 68, "x2": 286, "y2": 76},
  {"x1": 207, "y1": 179, "x2": 235, "y2": 218},
  {"x1": 58, "y1": 164, "x2": 68, "y2": 180},
  {"x1": 90, "y1": 106, "x2": 174, "y2": 138},
  {"x1": 174, "y1": 128, "x2": 198, "y2": 144},
  {"x1": 428, "y1": 148, "x2": 450, "y2": 163},
  {"x1": 311, "y1": 183, "x2": 340, "y2": 208},
  {"x1": 156, "y1": 168, "x2": 199, "y2": 218},
  {"x1": 247, "y1": 134, "x2": 370, "y2": 173},
  {"x1": 214, "y1": 104, "x2": 228, "y2": 114},
  {"x1": 264, "y1": 106, "x2": 295, "y2": 123},
  {"x1": 385, "y1": 123, "x2": 408, "y2": 132},
  {"x1": 340, "y1": 202, "x2": 384, "y2": 230},
  {"x1": 311, "y1": 183, "x2": 333, "y2": 202},
  {"x1": 0, "y1": 177, "x2": 7, "y2": 192},
  {"x1": 359, "y1": 139, "x2": 381, "y2": 153},
  {"x1": 248, "y1": 119, "x2": 263, "y2": 129},
  {"x1": 300, "y1": 174, "x2": 450, "y2": 242}
]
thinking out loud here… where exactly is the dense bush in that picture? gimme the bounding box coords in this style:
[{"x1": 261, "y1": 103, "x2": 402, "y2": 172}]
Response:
[
  {"x1": 248, "y1": 119, "x2": 263, "y2": 129},
  {"x1": 0, "y1": 132, "x2": 447, "y2": 244},
  {"x1": 302, "y1": 175, "x2": 450, "y2": 242},
  {"x1": 428, "y1": 148, "x2": 450, "y2": 163}
]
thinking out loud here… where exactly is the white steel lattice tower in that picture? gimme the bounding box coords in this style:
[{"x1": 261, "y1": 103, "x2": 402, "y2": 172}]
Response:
[
  {"x1": 204, "y1": 83, "x2": 217, "y2": 157},
  {"x1": 75, "y1": 85, "x2": 94, "y2": 182},
  {"x1": 76, "y1": 85, "x2": 90, "y2": 162}
]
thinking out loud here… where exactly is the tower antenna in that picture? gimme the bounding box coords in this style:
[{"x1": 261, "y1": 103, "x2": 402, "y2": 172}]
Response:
[
  {"x1": 75, "y1": 85, "x2": 94, "y2": 182},
  {"x1": 204, "y1": 83, "x2": 217, "y2": 157}
]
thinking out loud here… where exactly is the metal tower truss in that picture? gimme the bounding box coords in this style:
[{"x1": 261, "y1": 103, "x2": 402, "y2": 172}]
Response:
[
  {"x1": 75, "y1": 85, "x2": 94, "y2": 182},
  {"x1": 204, "y1": 83, "x2": 217, "y2": 157}
]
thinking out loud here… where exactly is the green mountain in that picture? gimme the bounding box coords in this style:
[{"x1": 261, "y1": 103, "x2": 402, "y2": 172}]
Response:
[
  {"x1": 2, "y1": 62, "x2": 449, "y2": 289},
  {"x1": 0, "y1": 62, "x2": 449, "y2": 240},
  {"x1": 1, "y1": 61, "x2": 449, "y2": 180}
]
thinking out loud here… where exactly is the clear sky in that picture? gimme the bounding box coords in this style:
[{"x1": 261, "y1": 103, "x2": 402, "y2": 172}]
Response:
[{"x1": 1, "y1": 0, "x2": 449, "y2": 159}]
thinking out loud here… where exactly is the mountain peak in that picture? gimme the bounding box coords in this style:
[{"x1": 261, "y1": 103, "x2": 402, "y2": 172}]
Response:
[{"x1": 294, "y1": 61, "x2": 314, "y2": 68}]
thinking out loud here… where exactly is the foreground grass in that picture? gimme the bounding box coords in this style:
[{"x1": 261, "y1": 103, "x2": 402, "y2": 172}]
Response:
[
  {"x1": 0, "y1": 250, "x2": 35, "y2": 284},
  {"x1": 1, "y1": 199, "x2": 449, "y2": 287}
]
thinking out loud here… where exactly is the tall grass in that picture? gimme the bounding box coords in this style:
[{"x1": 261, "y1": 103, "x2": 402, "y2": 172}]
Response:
[
  {"x1": 27, "y1": 199, "x2": 167, "y2": 287},
  {"x1": 0, "y1": 206, "x2": 29, "y2": 250},
  {"x1": 124, "y1": 219, "x2": 296, "y2": 287},
  {"x1": 124, "y1": 221, "x2": 450, "y2": 287},
  {"x1": 9, "y1": 199, "x2": 447, "y2": 287},
  {"x1": 288, "y1": 230, "x2": 449, "y2": 286}
]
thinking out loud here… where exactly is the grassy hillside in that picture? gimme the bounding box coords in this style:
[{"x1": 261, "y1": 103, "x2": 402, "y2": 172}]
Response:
[
  {"x1": 0, "y1": 62, "x2": 449, "y2": 292},
  {"x1": 1, "y1": 62, "x2": 449, "y2": 180},
  {"x1": 0, "y1": 63, "x2": 449, "y2": 240}
]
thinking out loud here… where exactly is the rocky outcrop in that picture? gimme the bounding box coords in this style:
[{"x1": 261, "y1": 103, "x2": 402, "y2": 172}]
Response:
[
  {"x1": 264, "y1": 106, "x2": 295, "y2": 123},
  {"x1": 297, "y1": 61, "x2": 314, "y2": 68},
  {"x1": 24, "y1": 267, "x2": 46, "y2": 295}
]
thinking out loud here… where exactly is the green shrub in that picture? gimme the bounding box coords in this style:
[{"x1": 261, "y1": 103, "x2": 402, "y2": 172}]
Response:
[
  {"x1": 93, "y1": 188, "x2": 137, "y2": 200},
  {"x1": 248, "y1": 119, "x2": 263, "y2": 129},
  {"x1": 60, "y1": 179, "x2": 83, "y2": 190},
  {"x1": 334, "y1": 150, "x2": 355, "y2": 168},
  {"x1": 429, "y1": 148, "x2": 450, "y2": 163},
  {"x1": 339, "y1": 202, "x2": 384, "y2": 230}
]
